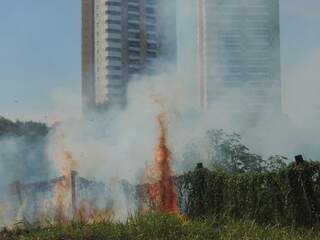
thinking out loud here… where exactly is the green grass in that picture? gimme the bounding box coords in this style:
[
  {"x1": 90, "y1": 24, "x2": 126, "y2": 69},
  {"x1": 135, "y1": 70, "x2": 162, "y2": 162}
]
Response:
[{"x1": 1, "y1": 214, "x2": 320, "y2": 240}]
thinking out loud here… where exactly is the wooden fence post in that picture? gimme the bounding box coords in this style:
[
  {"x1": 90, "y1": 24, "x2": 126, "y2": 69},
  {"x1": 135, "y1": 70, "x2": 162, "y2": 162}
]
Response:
[
  {"x1": 71, "y1": 171, "x2": 78, "y2": 216},
  {"x1": 12, "y1": 181, "x2": 23, "y2": 206}
]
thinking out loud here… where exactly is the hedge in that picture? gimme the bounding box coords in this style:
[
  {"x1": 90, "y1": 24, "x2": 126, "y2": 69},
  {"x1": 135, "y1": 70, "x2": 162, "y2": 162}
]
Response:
[{"x1": 176, "y1": 161, "x2": 320, "y2": 226}]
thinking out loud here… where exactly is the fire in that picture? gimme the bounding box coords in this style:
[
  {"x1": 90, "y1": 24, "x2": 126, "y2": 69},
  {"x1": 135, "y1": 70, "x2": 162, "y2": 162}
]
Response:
[
  {"x1": 75, "y1": 200, "x2": 113, "y2": 223},
  {"x1": 50, "y1": 123, "x2": 78, "y2": 222},
  {"x1": 143, "y1": 113, "x2": 178, "y2": 213},
  {"x1": 50, "y1": 123, "x2": 113, "y2": 223}
]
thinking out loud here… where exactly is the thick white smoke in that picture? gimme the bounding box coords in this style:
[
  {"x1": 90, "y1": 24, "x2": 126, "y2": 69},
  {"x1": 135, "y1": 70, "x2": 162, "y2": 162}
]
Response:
[{"x1": 1, "y1": 0, "x2": 320, "y2": 226}]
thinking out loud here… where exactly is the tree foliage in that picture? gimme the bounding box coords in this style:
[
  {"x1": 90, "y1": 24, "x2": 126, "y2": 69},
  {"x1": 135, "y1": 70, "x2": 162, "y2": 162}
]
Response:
[
  {"x1": 183, "y1": 129, "x2": 288, "y2": 173},
  {"x1": 0, "y1": 117, "x2": 49, "y2": 138}
]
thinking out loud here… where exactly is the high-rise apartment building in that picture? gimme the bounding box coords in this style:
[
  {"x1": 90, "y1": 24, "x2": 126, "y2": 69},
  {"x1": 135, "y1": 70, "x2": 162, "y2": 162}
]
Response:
[
  {"x1": 197, "y1": 0, "x2": 281, "y2": 116},
  {"x1": 82, "y1": 0, "x2": 176, "y2": 113}
]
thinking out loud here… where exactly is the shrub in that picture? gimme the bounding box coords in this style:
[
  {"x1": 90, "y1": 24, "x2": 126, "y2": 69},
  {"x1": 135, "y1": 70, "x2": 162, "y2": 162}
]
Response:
[{"x1": 177, "y1": 160, "x2": 320, "y2": 226}]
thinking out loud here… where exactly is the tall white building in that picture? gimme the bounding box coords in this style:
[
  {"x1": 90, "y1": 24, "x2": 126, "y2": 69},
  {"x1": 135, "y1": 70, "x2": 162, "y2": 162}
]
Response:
[
  {"x1": 197, "y1": 0, "x2": 281, "y2": 116},
  {"x1": 82, "y1": 0, "x2": 176, "y2": 113}
]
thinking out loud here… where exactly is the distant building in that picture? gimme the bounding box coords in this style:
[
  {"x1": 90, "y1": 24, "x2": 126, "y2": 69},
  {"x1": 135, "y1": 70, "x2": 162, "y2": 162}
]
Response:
[
  {"x1": 82, "y1": 0, "x2": 176, "y2": 114},
  {"x1": 197, "y1": 0, "x2": 281, "y2": 116}
]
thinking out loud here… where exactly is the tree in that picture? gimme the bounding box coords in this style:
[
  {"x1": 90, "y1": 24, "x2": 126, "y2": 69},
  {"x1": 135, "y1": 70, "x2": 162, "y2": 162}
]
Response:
[
  {"x1": 206, "y1": 129, "x2": 265, "y2": 173},
  {"x1": 0, "y1": 117, "x2": 49, "y2": 138},
  {"x1": 265, "y1": 155, "x2": 288, "y2": 171}
]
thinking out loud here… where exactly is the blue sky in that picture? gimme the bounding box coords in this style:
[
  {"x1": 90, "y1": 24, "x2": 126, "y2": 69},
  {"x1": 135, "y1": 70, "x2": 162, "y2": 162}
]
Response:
[
  {"x1": 0, "y1": 0, "x2": 319, "y2": 122},
  {"x1": 0, "y1": 0, "x2": 81, "y2": 121}
]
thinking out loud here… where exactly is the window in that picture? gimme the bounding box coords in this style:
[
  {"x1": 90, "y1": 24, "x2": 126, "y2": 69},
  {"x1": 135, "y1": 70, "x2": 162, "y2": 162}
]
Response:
[
  {"x1": 129, "y1": 67, "x2": 140, "y2": 74},
  {"x1": 105, "y1": 10, "x2": 120, "y2": 15},
  {"x1": 147, "y1": 43, "x2": 157, "y2": 49},
  {"x1": 146, "y1": 0, "x2": 156, "y2": 5},
  {"x1": 129, "y1": 59, "x2": 140, "y2": 65},
  {"x1": 147, "y1": 33, "x2": 157, "y2": 41},
  {"x1": 106, "y1": 19, "x2": 121, "y2": 25},
  {"x1": 106, "y1": 29, "x2": 121, "y2": 34},
  {"x1": 106, "y1": 47, "x2": 121, "y2": 52},
  {"x1": 128, "y1": 23, "x2": 139, "y2": 29},
  {"x1": 128, "y1": 6, "x2": 139, "y2": 12},
  {"x1": 106, "y1": 74, "x2": 122, "y2": 79},
  {"x1": 147, "y1": 51, "x2": 157, "y2": 57},
  {"x1": 106, "y1": 38, "x2": 121, "y2": 43},
  {"x1": 129, "y1": 41, "x2": 140, "y2": 48},
  {"x1": 129, "y1": 50, "x2": 140, "y2": 56},
  {"x1": 128, "y1": 14, "x2": 140, "y2": 21},
  {"x1": 106, "y1": 56, "x2": 122, "y2": 61},
  {"x1": 128, "y1": 32, "x2": 140, "y2": 39},
  {"x1": 146, "y1": 16, "x2": 156, "y2": 23},
  {"x1": 106, "y1": 65, "x2": 122, "y2": 70},
  {"x1": 146, "y1": 25, "x2": 156, "y2": 32},
  {"x1": 146, "y1": 7, "x2": 155, "y2": 14},
  {"x1": 106, "y1": 2, "x2": 120, "y2": 7}
]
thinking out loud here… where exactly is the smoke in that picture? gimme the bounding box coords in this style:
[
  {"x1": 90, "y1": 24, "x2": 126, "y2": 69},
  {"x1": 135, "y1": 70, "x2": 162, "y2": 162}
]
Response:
[
  {"x1": 171, "y1": 0, "x2": 320, "y2": 162},
  {"x1": 0, "y1": 132, "x2": 51, "y2": 226},
  {"x1": 0, "y1": 0, "x2": 320, "y2": 226},
  {"x1": 0, "y1": 135, "x2": 51, "y2": 192},
  {"x1": 254, "y1": 48, "x2": 320, "y2": 160}
]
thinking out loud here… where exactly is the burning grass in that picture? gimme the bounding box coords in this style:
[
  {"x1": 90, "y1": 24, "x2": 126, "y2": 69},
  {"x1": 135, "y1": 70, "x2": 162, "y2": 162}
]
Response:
[
  {"x1": 143, "y1": 113, "x2": 178, "y2": 213},
  {"x1": 0, "y1": 113, "x2": 180, "y2": 227},
  {"x1": 2, "y1": 213, "x2": 320, "y2": 240},
  {"x1": 50, "y1": 124, "x2": 79, "y2": 223}
]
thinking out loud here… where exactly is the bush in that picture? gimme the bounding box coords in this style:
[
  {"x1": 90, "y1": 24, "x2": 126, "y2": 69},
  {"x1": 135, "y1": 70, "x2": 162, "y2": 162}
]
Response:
[{"x1": 177, "y1": 160, "x2": 320, "y2": 226}]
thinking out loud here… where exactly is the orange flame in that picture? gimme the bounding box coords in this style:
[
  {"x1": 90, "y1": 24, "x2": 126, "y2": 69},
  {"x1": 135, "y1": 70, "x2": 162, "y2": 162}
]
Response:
[
  {"x1": 51, "y1": 123, "x2": 78, "y2": 222},
  {"x1": 75, "y1": 200, "x2": 113, "y2": 223},
  {"x1": 50, "y1": 123, "x2": 113, "y2": 223},
  {"x1": 144, "y1": 113, "x2": 178, "y2": 213}
]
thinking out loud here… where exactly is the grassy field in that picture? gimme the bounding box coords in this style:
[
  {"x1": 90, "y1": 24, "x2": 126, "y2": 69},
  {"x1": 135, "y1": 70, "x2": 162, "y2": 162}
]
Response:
[{"x1": 1, "y1": 214, "x2": 320, "y2": 240}]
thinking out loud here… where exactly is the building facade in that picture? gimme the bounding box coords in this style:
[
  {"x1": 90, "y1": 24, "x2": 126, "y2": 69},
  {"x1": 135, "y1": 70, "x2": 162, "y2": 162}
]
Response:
[
  {"x1": 82, "y1": 0, "x2": 176, "y2": 113},
  {"x1": 197, "y1": 0, "x2": 281, "y2": 116}
]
